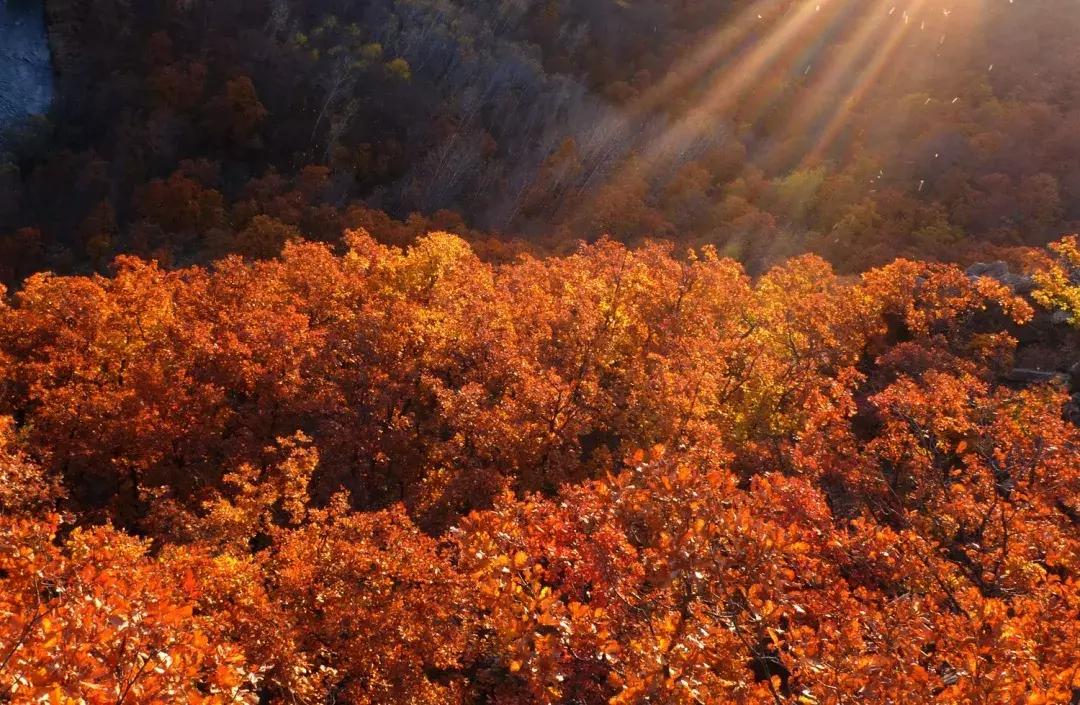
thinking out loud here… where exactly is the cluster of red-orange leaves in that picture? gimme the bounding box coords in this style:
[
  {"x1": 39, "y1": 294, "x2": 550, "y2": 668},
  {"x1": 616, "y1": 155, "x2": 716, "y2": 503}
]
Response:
[{"x1": 0, "y1": 229, "x2": 1078, "y2": 704}]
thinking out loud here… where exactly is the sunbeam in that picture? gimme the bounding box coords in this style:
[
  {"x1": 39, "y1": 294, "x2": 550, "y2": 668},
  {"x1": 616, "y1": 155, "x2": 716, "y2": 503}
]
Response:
[
  {"x1": 624, "y1": 0, "x2": 797, "y2": 117},
  {"x1": 751, "y1": 0, "x2": 896, "y2": 170},
  {"x1": 570, "y1": 0, "x2": 845, "y2": 224},
  {"x1": 803, "y1": 0, "x2": 931, "y2": 165},
  {"x1": 640, "y1": 0, "x2": 830, "y2": 165}
]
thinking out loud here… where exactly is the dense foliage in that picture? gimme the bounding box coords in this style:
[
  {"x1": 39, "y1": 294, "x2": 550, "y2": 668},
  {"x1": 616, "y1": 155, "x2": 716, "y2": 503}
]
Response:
[{"x1": 1, "y1": 227, "x2": 1079, "y2": 703}]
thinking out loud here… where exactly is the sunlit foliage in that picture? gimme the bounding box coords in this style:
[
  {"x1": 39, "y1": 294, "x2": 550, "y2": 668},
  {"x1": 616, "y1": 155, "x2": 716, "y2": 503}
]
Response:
[{"x1": 0, "y1": 231, "x2": 1077, "y2": 703}]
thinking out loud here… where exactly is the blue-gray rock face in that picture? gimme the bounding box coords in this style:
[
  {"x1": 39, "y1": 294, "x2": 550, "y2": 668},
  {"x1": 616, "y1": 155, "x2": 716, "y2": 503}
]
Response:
[{"x1": 0, "y1": 0, "x2": 53, "y2": 135}]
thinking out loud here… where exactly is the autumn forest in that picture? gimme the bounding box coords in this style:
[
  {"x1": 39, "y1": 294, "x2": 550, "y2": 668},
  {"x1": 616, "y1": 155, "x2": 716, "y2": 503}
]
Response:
[{"x1": 1, "y1": 0, "x2": 1079, "y2": 703}]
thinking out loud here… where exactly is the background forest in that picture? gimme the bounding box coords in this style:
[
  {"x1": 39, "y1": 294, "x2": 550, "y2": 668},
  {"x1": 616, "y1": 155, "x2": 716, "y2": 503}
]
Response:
[
  {"x1": 1, "y1": 1, "x2": 1080, "y2": 704},
  {"x1": 2, "y1": 0, "x2": 1080, "y2": 278}
]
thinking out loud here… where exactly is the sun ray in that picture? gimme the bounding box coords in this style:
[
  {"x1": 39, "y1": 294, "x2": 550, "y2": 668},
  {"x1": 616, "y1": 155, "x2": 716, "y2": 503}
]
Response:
[
  {"x1": 625, "y1": 0, "x2": 798, "y2": 117},
  {"x1": 752, "y1": 0, "x2": 896, "y2": 169},
  {"x1": 802, "y1": 0, "x2": 931, "y2": 165},
  {"x1": 641, "y1": 0, "x2": 832, "y2": 164},
  {"x1": 568, "y1": 0, "x2": 845, "y2": 227}
]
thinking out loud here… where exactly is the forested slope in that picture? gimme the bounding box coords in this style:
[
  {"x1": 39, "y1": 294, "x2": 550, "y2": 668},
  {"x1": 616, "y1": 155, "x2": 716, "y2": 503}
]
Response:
[{"x1": 3, "y1": 0, "x2": 1080, "y2": 276}]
